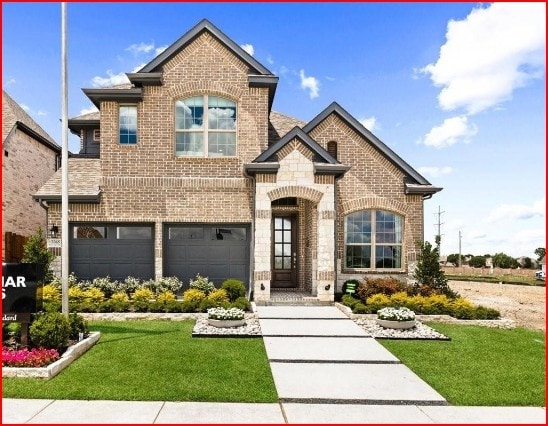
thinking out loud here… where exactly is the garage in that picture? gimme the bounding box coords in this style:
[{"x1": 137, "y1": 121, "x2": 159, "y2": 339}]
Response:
[
  {"x1": 70, "y1": 223, "x2": 154, "y2": 281},
  {"x1": 164, "y1": 224, "x2": 250, "y2": 289}
]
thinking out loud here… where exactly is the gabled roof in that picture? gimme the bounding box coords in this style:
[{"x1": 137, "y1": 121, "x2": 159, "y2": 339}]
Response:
[
  {"x1": 303, "y1": 102, "x2": 435, "y2": 188},
  {"x1": 254, "y1": 126, "x2": 339, "y2": 164},
  {"x1": 2, "y1": 90, "x2": 60, "y2": 153},
  {"x1": 139, "y1": 19, "x2": 273, "y2": 76}
]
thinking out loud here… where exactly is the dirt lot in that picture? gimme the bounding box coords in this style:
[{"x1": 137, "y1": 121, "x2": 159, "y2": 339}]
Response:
[{"x1": 449, "y1": 280, "x2": 546, "y2": 332}]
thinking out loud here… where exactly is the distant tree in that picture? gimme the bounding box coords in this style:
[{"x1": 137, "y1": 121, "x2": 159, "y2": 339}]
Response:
[
  {"x1": 534, "y1": 247, "x2": 546, "y2": 262},
  {"x1": 414, "y1": 241, "x2": 458, "y2": 298},
  {"x1": 522, "y1": 257, "x2": 533, "y2": 269},
  {"x1": 446, "y1": 253, "x2": 460, "y2": 264},
  {"x1": 492, "y1": 252, "x2": 519, "y2": 269},
  {"x1": 469, "y1": 256, "x2": 486, "y2": 268}
]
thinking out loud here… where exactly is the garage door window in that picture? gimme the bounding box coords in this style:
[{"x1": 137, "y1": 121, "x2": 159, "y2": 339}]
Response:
[
  {"x1": 117, "y1": 226, "x2": 152, "y2": 239},
  {"x1": 169, "y1": 227, "x2": 204, "y2": 240},
  {"x1": 212, "y1": 227, "x2": 246, "y2": 241},
  {"x1": 74, "y1": 226, "x2": 107, "y2": 239}
]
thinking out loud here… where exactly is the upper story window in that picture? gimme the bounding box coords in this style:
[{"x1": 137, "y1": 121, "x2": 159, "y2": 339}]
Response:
[
  {"x1": 344, "y1": 210, "x2": 403, "y2": 270},
  {"x1": 119, "y1": 105, "x2": 137, "y2": 145},
  {"x1": 175, "y1": 95, "x2": 237, "y2": 157}
]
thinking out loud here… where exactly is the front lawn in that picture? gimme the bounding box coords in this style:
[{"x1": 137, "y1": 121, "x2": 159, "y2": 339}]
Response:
[
  {"x1": 2, "y1": 320, "x2": 278, "y2": 402},
  {"x1": 380, "y1": 323, "x2": 545, "y2": 406}
]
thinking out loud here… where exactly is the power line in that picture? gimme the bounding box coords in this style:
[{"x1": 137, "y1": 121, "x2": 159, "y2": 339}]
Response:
[{"x1": 434, "y1": 205, "x2": 445, "y2": 252}]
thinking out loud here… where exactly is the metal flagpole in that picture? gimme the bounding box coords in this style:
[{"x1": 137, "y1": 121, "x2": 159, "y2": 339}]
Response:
[{"x1": 61, "y1": 2, "x2": 69, "y2": 317}]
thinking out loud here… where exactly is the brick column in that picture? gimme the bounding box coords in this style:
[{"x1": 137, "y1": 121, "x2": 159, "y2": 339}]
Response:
[{"x1": 316, "y1": 187, "x2": 335, "y2": 301}]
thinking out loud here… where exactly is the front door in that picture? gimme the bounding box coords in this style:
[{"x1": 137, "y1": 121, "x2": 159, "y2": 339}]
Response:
[{"x1": 272, "y1": 214, "x2": 298, "y2": 288}]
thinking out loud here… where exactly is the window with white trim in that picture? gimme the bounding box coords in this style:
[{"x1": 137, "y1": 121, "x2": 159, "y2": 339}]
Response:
[
  {"x1": 119, "y1": 105, "x2": 137, "y2": 144},
  {"x1": 344, "y1": 210, "x2": 403, "y2": 269},
  {"x1": 175, "y1": 95, "x2": 237, "y2": 157}
]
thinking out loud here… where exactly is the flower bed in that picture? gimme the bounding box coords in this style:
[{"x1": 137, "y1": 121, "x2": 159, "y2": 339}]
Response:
[
  {"x1": 2, "y1": 347, "x2": 60, "y2": 368},
  {"x1": 207, "y1": 307, "x2": 245, "y2": 320}
]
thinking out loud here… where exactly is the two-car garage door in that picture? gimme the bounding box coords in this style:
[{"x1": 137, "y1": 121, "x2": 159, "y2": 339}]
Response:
[{"x1": 69, "y1": 223, "x2": 250, "y2": 287}]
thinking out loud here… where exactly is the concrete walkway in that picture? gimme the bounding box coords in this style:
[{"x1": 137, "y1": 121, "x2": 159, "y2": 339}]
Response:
[{"x1": 2, "y1": 306, "x2": 546, "y2": 424}]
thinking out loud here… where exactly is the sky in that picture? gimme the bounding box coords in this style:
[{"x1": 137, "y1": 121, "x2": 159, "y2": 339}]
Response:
[{"x1": 2, "y1": 2, "x2": 546, "y2": 259}]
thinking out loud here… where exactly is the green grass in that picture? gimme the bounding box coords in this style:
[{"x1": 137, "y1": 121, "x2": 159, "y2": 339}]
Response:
[
  {"x1": 380, "y1": 323, "x2": 546, "y2": 406},
  {"x1": 2, "y1": 320, "x2": 278, "y2": 402},
  {"x1": 447, "y1": 274, "x2": 543, "y2": 286}
]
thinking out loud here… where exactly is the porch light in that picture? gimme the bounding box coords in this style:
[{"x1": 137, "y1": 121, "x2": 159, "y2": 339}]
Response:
[{"x1": 50, "y1": 225, "x2": 59, "y2": 237}]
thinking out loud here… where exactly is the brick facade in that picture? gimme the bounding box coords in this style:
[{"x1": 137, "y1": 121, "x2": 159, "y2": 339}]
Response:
[{"x1": 36, "y1": 20, "x2": 439, "y2": 300}]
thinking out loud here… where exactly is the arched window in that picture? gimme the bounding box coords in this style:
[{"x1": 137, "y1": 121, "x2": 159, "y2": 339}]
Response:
[
  {"x1": 327, "y1": 141, "x2": 337, "y2": 160},
  {"x1": 175, "y1": 95, "x2": 237, "y2": 157},
  {"x1": 344, "y1": 210, "x2": 403, "y2": 269}
]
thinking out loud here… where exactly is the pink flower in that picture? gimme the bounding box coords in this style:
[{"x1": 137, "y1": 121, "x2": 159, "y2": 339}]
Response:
[{"x1": 2, "y1": 346, "x2": 60, "y2": 368}]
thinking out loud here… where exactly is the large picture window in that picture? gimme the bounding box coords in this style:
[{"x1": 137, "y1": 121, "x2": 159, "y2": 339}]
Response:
[
  {"x1": 344, "y1": 210, "x2": 403, "y2": 269},
  {"x1": 175, "y1": 95, "x2": 237, "y2": 157}
]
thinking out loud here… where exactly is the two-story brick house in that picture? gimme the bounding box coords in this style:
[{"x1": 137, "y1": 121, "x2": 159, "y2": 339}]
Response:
[
  {"x1": 3, "y1": 90, "x2": 61, "y2": 262},
  {"x1": 35, "y1": 19, "x2": 441, "y2": 302}
]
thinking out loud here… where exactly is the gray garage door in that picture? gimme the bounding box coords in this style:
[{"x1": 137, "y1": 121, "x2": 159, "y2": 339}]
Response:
[
  {"x1": 164, "y1": 224, "x2": 250, "y2": 289},
  {"x1": 70, "y1": 224, "x2": 154, "y2": 281}
]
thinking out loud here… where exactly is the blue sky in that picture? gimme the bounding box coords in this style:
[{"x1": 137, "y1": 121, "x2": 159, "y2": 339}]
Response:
[{"x1": 2, "y1": 2, "x2": 546, "y2": 259}]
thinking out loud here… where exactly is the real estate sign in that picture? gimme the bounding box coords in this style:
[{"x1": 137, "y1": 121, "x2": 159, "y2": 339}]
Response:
[{"x1": 2, "y1": 263, "x2": 44, "y2": 323}]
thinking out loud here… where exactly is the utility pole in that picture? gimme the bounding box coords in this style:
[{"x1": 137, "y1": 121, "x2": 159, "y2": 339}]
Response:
[
  {"x1": 434, "y1": 206, "x2": 445, "y2": 253},
  {"x1": 458, "y1": 231, "x2": 462, "y2": 268},
  {"x1": 61, "y1": 3, "x2": 69, "y2": 317}
]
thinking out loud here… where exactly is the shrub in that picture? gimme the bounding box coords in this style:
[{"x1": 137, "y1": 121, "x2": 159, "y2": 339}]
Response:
[
  {"x1": 182, "y1": 288, "x2": 206, "y2": 312},
  {"x1": 420, "y1": 294, "x2": 452, "y2": 315},
  {"x1": 150, "y1": 291, "x2": 182, "y2": 313},
  {"x1": 189, "y1": 274, "x2": 215, "y2": 295},
  {"x1": 49, "y1": 272, "x2": 79, "y2": 290},
  {"x1": 68, "y1": 313, "x2": 88, "y2": 340},
  {"x1": 473, "y1": 306, "x2": 500, "y2": 320},
  {"x1": 90, "y1": 276, "x2": 122, "y2": 298},
  {"x1": 29, "y1": 312, "x2": 70, "y2": 349},
  {"x1": 41, "y1": 284, "x2": 61, "y2": 312},
  {"x1": 341, "y1": 294, "x2": 359, "y2": 309},
  {"x1": 413, "y1": 241, "x2": 458, "y2": 299},
  {"x1": 356, "y1": 277, "x2": 409, "y2": 303},
  {"x1": 200, "y1": 289, "x2": 230, "y2": 311},
  {"x1": 132, "y1": 288, "x2": 154, "y2": 312},
  {"x1": 451, "y1": 298, "x2": 476, "y2": 319},
  {"x1": 122, "y1": 276, "x2": 142, "y2": 295},
  {"x1": 69, "y1": 287, "x2": 105, "y2": 312},
  {"x1": 365, "y1": 293, "x2": 391, "y2": 312},
  {"x1": 353, "y1": 302, "x2": 372, "y2": 314},
  {"x1": 147, "y1": 276, "x2": 183, "y2": 295},
  {"x1": 21, "y1": 227, "x2": 55, "y2": 283},
  {"x1": 230, "y1": 297, "x2": 250, "y2": 311},
  {"x1": 100, "y1": 291, "x2": 131, "y2": 312},
  {"x1": 220, "y1": 279, "x2": 246, "y2": 302}
]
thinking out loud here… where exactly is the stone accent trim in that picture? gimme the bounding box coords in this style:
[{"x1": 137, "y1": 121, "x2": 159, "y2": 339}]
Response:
[
  {"x1": 254, "y1": 271, "x2": 271, "y2": 280},
  {"x1": 255, "y1": 210, "x2": 271, "y2": 219},
  {"x1": 319, "y1": 210, "x2": 335, "y2": 220},
  {"x1": 268, "y1": 186, "x2": 323, "y2": 203},
  {"x1": 317, "y1": 270, "x2": 335, "y2": 281}
]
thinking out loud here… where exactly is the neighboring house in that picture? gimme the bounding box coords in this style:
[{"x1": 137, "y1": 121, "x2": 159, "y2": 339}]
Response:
[
  {"x1": 34, "y1": 19, "x2": 441, "y2": 302},
  {"x1": 2, "y1": 90, "x2": 61, "y2": 261}
]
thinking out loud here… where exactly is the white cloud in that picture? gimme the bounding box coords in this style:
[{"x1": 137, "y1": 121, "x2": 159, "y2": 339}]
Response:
[
  {"x1": 4, "y1": 77, "x2": 16, "y2": 87},
  {"x1": 91, "y1": 70, "x2": 130, "y2": 88},
  {"x1": 20, "y1": 103, "x2": 30, "y2": 112},
  {"x1": 155, "y1": 45, "x2": 168, "y2": 56},
  {"x1": 36, "y1": 110, "x2": 47, "y2": 116},
  {"x1": 418, "y1": 115, "x2": 477, "y2": 148},
  {"x1": 240, "y1": 43, "x2": 254, "y2": 56},
  {"x1": 417, "y1": 166, "x2": 453, "y2": 178},
  {"x1": 80, "y1": 106, "x2": 99, "y2": 116},
  {"x1": 266, "y1": 55, "x2": 274, "y2": 65},
  {"x1": 132, "y1": 63, "x2": 147, "y2": 73},
  {"x1": 359, "y1": 116, "x2": 377, "y2": 132},
  {"x1": 421, "y1": 3, "x2": 546, "y2": 114},
  {"x1": 299, "y1": 69, "x2": 320, "y2": 99},
  {"x1": 485, "y1": 198, "x2": 546, "y2": 223},
  {"x1": 126, "y1": 42, "x2": 155, "y2": 55}
]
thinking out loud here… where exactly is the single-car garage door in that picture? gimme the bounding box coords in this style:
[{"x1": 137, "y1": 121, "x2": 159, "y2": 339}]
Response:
[
  {"x1": 164, "y1": 224, "x2": 250, "y2": 289},
  {"x1": 70, "y1": 224, "x2": 154, "y2": 281}
]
